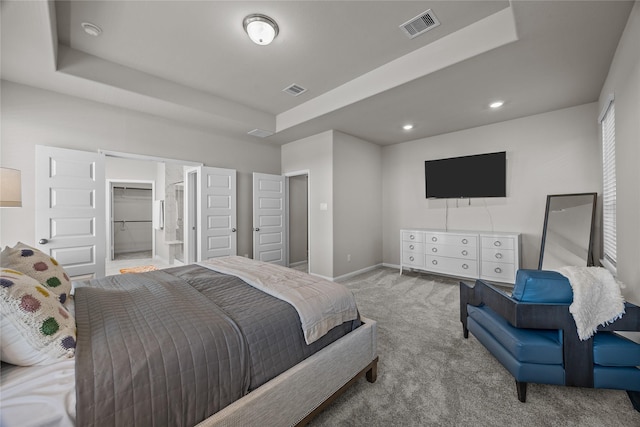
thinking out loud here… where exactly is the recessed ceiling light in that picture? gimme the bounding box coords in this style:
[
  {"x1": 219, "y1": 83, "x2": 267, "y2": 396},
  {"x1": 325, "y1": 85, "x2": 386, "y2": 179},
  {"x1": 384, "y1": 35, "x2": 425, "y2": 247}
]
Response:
[
  {"x1": 403, "y1": 124, "x2": 414, "y2": 131},
  {"x1": 489, "y1": 100, "x2": 505, "y2": 109},
  {"x1": 81, "y1": 22, "x2": 102, "y2": 37}
]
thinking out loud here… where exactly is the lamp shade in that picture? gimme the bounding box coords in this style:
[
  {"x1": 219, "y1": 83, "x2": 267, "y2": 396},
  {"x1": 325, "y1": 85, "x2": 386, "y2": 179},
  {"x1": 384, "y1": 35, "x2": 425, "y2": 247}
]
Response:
[
  {"x1": 0, "y1": 167, "x2": 22, "y2": 207},
  {"x1": 243, "y1": 14, "x2": 279, "y2": 45}
]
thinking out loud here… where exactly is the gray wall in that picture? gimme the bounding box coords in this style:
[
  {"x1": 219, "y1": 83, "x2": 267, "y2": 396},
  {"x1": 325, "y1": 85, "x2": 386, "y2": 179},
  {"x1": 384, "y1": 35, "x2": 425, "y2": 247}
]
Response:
[
  {"x1": 282, "y1": 130, "x2": 383, "y2": 279},
  {"x1": 598, "y1": 1, "x2": 640, "y2": 305},
  {"x1": 0, "y1": 81, "x2": 281, "y2": 258},
  {"x1": 382, "y1": 103, "x2": 601, "y2": 271},
  {"x1": 288, "y1": 174, "x2": 308, "y2": 265},
  {"x1": 281, "y1": 131, "x2": 334, "y2": 278},
  {"x1": 333, "y1": 131, "x2": 382, "y2": 278}
]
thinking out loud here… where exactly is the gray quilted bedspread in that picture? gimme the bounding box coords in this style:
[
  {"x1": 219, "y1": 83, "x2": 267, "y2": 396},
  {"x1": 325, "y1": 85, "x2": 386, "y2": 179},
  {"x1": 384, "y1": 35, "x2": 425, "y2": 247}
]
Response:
[{"x1": 74, "y1": 265, "x2": 359, "y2": 427}]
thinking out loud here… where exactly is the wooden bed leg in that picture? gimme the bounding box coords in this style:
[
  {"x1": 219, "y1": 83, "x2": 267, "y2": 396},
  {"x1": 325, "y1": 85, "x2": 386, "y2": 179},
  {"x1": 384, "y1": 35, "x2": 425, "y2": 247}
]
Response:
[
  {"x1": 366, "y1": 357, "x2": 378, "y2": 383},
  {"x1": 516, "y1": 381, "x2": 527, "y2": 402}
]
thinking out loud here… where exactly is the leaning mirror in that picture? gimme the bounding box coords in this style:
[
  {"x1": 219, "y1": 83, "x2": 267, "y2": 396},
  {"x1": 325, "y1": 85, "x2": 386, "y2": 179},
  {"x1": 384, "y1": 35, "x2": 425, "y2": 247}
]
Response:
[{"x1": 538, "y1": 193, "x2": 597, "y2": 270}]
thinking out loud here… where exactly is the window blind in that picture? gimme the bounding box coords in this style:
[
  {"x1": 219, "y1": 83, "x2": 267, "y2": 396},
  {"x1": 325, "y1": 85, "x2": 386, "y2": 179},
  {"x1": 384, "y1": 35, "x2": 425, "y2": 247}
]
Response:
[{"x1": 601, "y1": 101, "x2": 616, "y2": 268}]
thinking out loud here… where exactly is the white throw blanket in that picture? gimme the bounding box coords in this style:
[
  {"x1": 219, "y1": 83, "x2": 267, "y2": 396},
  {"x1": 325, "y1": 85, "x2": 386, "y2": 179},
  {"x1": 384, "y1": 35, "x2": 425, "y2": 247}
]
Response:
[
  {"x1": 555, "y1": 266, "x2": 626, "y2": 341},
  {"x1": 199, "y1": 256, "x2": 358, "y2": 345}
]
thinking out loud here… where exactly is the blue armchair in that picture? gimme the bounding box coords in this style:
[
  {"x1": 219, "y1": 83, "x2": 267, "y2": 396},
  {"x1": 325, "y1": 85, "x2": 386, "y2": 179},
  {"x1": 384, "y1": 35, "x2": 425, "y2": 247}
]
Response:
[{"x1": 460, "y1": 269, "x2": 640, "y2": 411}]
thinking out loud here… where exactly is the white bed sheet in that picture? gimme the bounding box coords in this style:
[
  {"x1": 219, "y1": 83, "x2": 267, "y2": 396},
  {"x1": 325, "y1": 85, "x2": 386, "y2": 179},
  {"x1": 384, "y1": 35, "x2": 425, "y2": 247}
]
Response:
[{"x1": 0, "y1": 358, "x2": 76, "y2": 427}]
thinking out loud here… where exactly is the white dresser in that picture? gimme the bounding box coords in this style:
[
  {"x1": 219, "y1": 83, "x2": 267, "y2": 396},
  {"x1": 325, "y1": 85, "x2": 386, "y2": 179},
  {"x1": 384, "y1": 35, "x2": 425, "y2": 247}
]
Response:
[{"x1": 400, "y1": 229, "x2": 521, "y2": 284}]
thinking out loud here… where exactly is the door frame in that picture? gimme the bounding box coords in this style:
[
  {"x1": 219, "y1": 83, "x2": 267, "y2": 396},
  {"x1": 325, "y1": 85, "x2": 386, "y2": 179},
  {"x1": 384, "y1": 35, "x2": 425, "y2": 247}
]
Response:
[
  {"x1": 106, "y1": 179, "x2": 155, "y2": 261},
  {"x1": 284, "y1": 170, "x2": 310, "y2": 269},
  {"x1": 184, "y1": 168, "x2": 199, "y2": 264},
  {"x1": 100, "y1": 150, "x2": 202, "y2": 265}
]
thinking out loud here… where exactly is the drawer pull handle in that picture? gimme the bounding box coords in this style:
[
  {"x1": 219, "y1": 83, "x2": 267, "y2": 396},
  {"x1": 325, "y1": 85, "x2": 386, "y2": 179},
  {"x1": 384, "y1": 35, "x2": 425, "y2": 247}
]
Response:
[
  {"x1": 409, "y1": 244, "x2": 414, "y2": 250},
  {"x1": 409, "y1": 256, "x2": 414, "y2": 262},
  {"x1": 495, "y1": 253, "x2": 503, "y2": 259},
  {"x1": 432, "y1": 248, "x2": 438, "y2": 253},
  {"x1": 495, "y1": 267, "x2": 502, "y2": 274},
  {"x1": 462, "y1": 250, "x2": 468, "y2": 256},
  {"x1": 462, "y1": 238, "x2": 468, "y2": 244},
  {"x1": 432, "y1": 236, "x2": 438, "y2": 242},
  {"x1": 494, "y1": 241, "x2": 502, "y2": 247},
  {"x1": 462, "y1": 264, "x2": 469, "y2": 269},
  {"x1": 410, "y1": 235, "x2": 415, "y2": 240},
  {"x1": 432, "y1": 260, "x2": 438, "y2": 265}
]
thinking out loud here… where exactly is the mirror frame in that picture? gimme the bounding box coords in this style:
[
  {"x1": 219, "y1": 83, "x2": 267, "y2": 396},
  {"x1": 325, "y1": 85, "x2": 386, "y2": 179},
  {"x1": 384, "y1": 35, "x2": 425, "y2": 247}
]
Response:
[{"x1": 538, "y1": 192, "x2": 597, "y2": 270}]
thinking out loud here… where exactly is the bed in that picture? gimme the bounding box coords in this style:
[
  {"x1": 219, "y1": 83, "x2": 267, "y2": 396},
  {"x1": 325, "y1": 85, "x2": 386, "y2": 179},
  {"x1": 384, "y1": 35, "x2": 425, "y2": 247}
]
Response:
[{"x1": 0, "y1": 254, "x2": 378, "y2": 427}]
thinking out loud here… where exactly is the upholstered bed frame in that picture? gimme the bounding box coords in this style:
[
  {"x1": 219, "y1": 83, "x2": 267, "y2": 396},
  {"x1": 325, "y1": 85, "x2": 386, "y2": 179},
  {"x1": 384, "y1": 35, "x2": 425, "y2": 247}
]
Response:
[{"x1": 200, "y1": 316, "x2": 378, "y2": 426}]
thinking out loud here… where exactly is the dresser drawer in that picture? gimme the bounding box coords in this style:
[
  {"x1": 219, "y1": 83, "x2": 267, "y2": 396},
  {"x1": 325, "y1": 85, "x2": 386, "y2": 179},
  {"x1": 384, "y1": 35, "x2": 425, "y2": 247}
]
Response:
[
  {"x1": 402, "y1": 241, "x2": 424, "y2": 253},
  {"x1": 425, "y1": 255, "x2": 478, "y2": 278},
  {"x1": 480, "y1": 261, "x2": 516, "y2": 283},
  {"x1": 425, "y1": 233, "x2": 476, "y2": 247},
  {"x1": 425, "y1": 244, "x2": 476, "y2": 260},
  {"x1": 402, "y1": 231, "x2": 424, "y2": 243},
  {"x1": 481, "y1": 247, "x2": 515, "y2": 263},
  {"x1": 403, "y1": 252, "x2": 425, "y2": 268},
  {"x1": 481, "y1": 236, "x2": 515, "y2": 250}
]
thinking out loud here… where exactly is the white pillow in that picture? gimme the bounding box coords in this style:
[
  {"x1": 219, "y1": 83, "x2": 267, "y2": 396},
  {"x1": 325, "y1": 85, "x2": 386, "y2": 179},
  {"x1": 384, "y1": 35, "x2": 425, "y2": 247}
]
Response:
[
  {"x1": 0, "y1": 269, "x2": 76, "y2": 366},
  {"x1": 1, "y1": 242, "x2": 72, "y2": 305}
]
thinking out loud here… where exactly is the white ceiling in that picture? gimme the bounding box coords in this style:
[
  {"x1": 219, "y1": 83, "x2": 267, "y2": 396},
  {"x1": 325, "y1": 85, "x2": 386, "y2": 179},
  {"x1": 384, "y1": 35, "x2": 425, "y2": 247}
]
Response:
[{"x1": 0, "y1": 1, "x2": 634, "y2": 146}]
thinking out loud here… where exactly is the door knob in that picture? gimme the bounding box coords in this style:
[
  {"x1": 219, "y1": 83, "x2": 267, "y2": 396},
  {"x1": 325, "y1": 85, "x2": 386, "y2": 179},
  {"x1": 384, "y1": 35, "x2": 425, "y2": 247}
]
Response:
[
  {"x1": 254, "y1": 227, "x2": 260, "y2": 232},
  {"x1": 231, "y1": 228, "x2": 236, "y2": 232},
  {"x1": 39, "y1": 239, "x2": 49, "y2": 245}
]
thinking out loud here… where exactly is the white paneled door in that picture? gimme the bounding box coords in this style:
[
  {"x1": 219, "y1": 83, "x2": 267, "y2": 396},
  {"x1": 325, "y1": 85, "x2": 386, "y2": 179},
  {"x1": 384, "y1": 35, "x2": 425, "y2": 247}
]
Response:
[
  {"x1": 35, "y1": 146, "x2": 106, "y2": 279},
  {"x1": 197, "y1": 166, "x2": 237, "y2": 261},
  {"x1": 253, "y1": 173, "x2": 286, "y2": 265}
]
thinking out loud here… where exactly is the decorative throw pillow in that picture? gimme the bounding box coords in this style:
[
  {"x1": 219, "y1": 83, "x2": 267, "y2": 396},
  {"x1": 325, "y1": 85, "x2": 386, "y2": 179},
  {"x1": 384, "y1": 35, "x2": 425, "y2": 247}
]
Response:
[
  {"x1": 0, "y1": 242, "x2": 71, "y2": 305},
  {"x1": 0, "y1": 268, "x2": 76, "y2": 366}
]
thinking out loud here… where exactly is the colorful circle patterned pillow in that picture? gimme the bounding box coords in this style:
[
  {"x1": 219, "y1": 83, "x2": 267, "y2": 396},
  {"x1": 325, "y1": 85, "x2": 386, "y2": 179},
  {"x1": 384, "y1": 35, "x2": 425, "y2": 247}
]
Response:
[
  {"x1": 0, "y1": 242, "x2": 71, "y2": 305},
  {"x1": 0, "y1": 268, "x2": 76, "y2": 366}
]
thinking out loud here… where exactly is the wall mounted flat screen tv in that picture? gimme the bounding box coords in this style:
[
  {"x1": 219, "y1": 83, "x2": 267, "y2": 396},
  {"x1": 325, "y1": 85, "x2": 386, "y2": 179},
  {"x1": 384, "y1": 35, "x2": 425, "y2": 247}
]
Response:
[{"x1": 425, "y1": 151, "x2": 506, "y2": 198}]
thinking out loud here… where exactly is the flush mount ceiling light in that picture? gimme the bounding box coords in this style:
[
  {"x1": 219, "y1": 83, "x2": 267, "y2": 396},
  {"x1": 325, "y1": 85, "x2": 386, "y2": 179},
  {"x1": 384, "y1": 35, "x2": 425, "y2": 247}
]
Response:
[
  {"x1": 403, "y1": 124, "x2": 414, "y2": 131},
  {"x1": 243, "y1": 14, "x2": 279, "y2": 45},
  {"x1": 81, "y1": 22, "x2": 102, "y2": 37},
  {"x1": 489, "y1": 100, "x2": 505, "y2": 109}
]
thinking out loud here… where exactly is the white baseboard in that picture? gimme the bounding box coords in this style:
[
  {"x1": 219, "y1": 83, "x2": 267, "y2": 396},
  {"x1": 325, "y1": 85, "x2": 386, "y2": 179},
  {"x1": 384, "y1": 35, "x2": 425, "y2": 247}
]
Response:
[
  {"x1": 333, "y1": 264, "x2": 385, "y2": 282},
  {"x1": 307, "y1": 263, "x2": 399, "y2": 282},
  {"x1": 289, "y1": 260, "x2": 308, "y2": 267}
]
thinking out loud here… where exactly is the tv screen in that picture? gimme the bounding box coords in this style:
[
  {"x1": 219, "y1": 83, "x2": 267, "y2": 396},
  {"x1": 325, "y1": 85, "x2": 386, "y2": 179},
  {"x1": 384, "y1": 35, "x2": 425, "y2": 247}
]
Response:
[{"x1": 425, "y1": 151, "x2": 506, "y2": 198}]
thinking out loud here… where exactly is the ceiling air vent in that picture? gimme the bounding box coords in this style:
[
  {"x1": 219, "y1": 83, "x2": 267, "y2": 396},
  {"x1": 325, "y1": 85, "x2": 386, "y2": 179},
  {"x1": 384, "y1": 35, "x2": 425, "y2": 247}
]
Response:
[
  {"x1": 282, "y1": 84, "x2": 307, "y2": 97},
  {"x1": 248, "y1": 128, "x2": 274, "y2": 138},
  {"x1": 400, "y1": 9, "x2": 440, "y2": 39}
]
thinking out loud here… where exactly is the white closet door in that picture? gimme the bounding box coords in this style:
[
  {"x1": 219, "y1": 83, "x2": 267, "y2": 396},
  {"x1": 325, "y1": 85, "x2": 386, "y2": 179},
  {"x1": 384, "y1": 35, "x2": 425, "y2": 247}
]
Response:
[
  {"x1": 253, "y1": 173, "x2": 286, "y2": 265},
  {"x1": 198, "y1": 166, "x2": 237, "y2": 260},
  {"x1": 35, "y1": 145, "x2": 106, "y2": 278}
]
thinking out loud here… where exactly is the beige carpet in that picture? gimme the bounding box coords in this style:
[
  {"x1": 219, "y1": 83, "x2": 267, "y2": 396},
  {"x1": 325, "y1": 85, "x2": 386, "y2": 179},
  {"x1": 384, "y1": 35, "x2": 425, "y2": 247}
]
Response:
[{"x1": 309, "y1": 267, "x2": 640, "y2": 426}]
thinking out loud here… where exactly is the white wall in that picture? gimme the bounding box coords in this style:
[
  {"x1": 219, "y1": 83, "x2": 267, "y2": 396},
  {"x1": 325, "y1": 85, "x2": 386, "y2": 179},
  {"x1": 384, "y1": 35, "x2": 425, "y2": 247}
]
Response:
[
  {"x1": 106, "y1": 157, "x2": 157, "y2": 181},
  {"x1": 281, "y1": 131, "x2": 334, "y2": 278},
  {"x1": 333, "y1": 131, "x2": 382, "y2": 278},
  {"x1": 382, "y1": 103, "x2": 601, "y2": 271},
  {"x1": 598, "y1": 1, "x2": 640, "y2": 305},
  {"x1": 0, "y1": 81, "x2": 281, "y2": 258}
]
